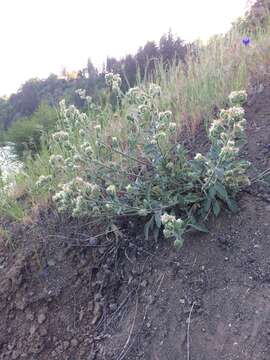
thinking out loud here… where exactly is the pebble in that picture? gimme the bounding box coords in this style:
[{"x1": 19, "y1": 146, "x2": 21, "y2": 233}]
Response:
[
  {"x1": 71, "y1": 338, "x2": 79, "y2": 347},
  {"x1": 11, "y1": 350, "x2": 20, "y2": 359},
  {"x1": 40, "y1": 327, "x2": 48, "y2": 336},
  {"x1": 109, "y1": 303, "x2": 117, "y2": 312},
  {"x1": 26, "y1": 312, "x2": 34, "y2": 321},
  {"x1": 30, "y1": 325, "x2": 37, "y2": 336},
  {"x1": 141, "y1": 280, "x2": 147, "y2": 288},
  {"x1": 63, "y1": 341, "x2": 69, "y2": 350},
  {"x1": 47, "y1": 259, "x2": 56, "y2": 267},
  {"x1": 38, "y1": 313, "x2": 46, "y2": 324},
  {"x1": 16, "y1": 299, "x2": 26, "y2": 310}
]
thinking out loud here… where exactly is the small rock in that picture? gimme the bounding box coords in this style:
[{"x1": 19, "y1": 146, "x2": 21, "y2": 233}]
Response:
[
  {"x1": 224, "y1": 257, "x2": 229, "y2": 261},
  {"x1": 91, "y1": 302, "x2": 102, "y2": 325},
  {"x1": 109, "y1": 303, "x2": 117, "y2": 312},
  {"x1": 140, "y1": 280, "x2": 147, "y2": 288},
  {"x1": 8, "y1": 342, "x2": 15, "y2": 350},
  {"x1": 71, "y1": 338, "x2": 78, "y2": 347},
  {"x1": 38, "y1": 313, "x2": 46, "y2": 324},
  {"x1": 40, "y1": 327, "x2": 48, "y2": 336},
  {"x1": 98, "y1": 247, "x2": 105, "y2": 255},
  {"x1": 30, "y1": 325, "x2": 37, "y2": 336},
  {"x1": 63, "y1": 341, "x2": 69, "y2": 350},
  {"x1": 26, "y1": 312, "x2": 34, "y2": 321},
  {"x1": 11, "y1": 350, "x2": 20, "y2": 359},
  {"x1": 47, "y1": 259, "x2": 56, "y2": 267},
  {"x1": 16, "y1": 299, "x2": 26, "y2": 310},
  {"x1": 179, "y1": 299, "x2": 185, "y2": 304}
]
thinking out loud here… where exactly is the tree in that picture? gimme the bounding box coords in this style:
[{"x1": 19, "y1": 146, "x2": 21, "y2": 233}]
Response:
[
  {"x1": 136, "y1": 41, "x2": 159, "y2": 78},
  {"x1": 159, "y1": 30, "x2": 186, "y2": 65}
]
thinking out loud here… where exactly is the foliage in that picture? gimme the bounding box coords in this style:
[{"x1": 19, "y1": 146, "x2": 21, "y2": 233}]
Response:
[
  {"x1": 33, "y1": 78, "x2": 249, "y2": 247},
  {"x1": 4, "y1": 102, "x2": 58, "y2": 156}
]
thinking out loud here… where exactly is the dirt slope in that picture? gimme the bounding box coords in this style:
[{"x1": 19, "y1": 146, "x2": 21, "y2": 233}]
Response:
[{"x1": 0, "y1": 82, "x2": 269, "y2": 360}]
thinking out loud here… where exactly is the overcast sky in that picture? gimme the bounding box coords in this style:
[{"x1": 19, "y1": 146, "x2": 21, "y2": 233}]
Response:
[{"x1": 0, "y1": 0, "x2": 250, "y2": 96}]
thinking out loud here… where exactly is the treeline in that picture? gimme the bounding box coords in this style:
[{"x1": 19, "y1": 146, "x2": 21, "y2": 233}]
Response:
[{"x1": 0, "y1": 30, "x2": 186, "y2": 133}]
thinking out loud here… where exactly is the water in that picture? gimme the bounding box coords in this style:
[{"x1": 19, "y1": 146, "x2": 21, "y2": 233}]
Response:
[{"x1": 0, "y1": 144, "x2": 23, "y2": 181}]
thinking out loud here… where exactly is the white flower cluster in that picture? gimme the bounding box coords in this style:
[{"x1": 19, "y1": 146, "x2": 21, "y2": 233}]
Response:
[
  {"x1": 126, "y1": 87, "x2": 149, "y2": 105},
  {"x1": 152, "y1": 110, "x2": 176, "y2": 141},
  {"x1": 207, "y1": 90, "x2": 250, "y2": 190},
  {"x1": 209, "y1": 104, "x2": 246, "y2": 145},
  {"x1": 49, "y1": 154, "x2": 65, "y2": 168},
  {"x1": 126, "y1": 184, "x2": 133, "y2": 193},
  {"x1": 52, "y1": 131, "x2": 69, "y2": 142},
  {"x1": 194, "y1": 153, "x2": 206, "y2": 162},
  {"x1": 161, "y1": 213, "x2": 177, "y2": 224},
  {"x1": 35, "y1": 175, "x2": 53, "y2": 188},
  {"x1": 149, "y1": 83, "x2": 161, "y2": 97},
  {"x1": 105, "y1": 73, "x2": 122, "y2": 92},
  {"x1": 59, "y1": 100, "x2": 89, "y2": 130},
  {"x1": 220, "y1": 140, "x2": 239, "y2": 160},
  {"x1": 228, "y1": 90, "x2": 247, "y2": 106},
  {"x1": 106, "y1": 184, "x2": 116, "y2": 196},
  {"x1": 75, "y1": 88, "x2": 92, "y2": 103},
  {"x1": 220, "y1": 107, "x2": 245, "y2": 122},
  {"x1": 75, "y1": 88, "x2": 86, "y2": 99},
  {"x1": 161, "y1": 213, "x2": 185, "y2": 246},
  {"x1": 80, "y1": 142, "x2": 93, "y2": 156},
  {"x1": 53, "y1": 177, "x2": 100, "y2": 215}
]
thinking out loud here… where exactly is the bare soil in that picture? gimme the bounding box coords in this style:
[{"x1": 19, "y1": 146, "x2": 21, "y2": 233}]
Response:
[{"x1": 0, "y1": 82, "x2": 269, "y2": 360}]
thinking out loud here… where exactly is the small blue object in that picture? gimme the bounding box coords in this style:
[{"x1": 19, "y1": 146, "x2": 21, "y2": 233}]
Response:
[{"x1": 242, "y1": 37, "x2": 250, "y2": 46}]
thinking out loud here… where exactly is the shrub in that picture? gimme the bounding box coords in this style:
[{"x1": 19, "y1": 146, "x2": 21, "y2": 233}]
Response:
[
  {"x1": 4, "y1": 102, "x2": 57, "y2": 156},
  {"x1": 34, "y1": 76, "x2": 249, "y2": 247}
]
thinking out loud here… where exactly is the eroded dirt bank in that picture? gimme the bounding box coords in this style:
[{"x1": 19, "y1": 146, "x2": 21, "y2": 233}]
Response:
[{"x1": 0, "y1": 83, "x2": 270, "y2": 360}]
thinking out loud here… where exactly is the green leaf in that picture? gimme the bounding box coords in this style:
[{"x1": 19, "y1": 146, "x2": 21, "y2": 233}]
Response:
[
  {"x1": 226, "y1": 197, "x2": 238, "y2": 213},
  {"x1": 144, "y1": 216, "x2": 154, "y2": 241},
  {"x1": 174, "y1": 238, "x2": 184, "y2": 248},
  {"x1": 143, "y1": 143, "x2": 157, "y2": 155},
  {"x1": 208, "y1": 186, "x2": 216, "y2": 199},
  {"x1": 215, "y1": 167, "x2": 224, "y2": 180},
  {"x1": 203, "y1": 196, "x2": 212, "y2": 213},
  {"x1": 215, "y1": 182, "x2": 228, "y2": 200},
  {"x1": 184, "y1": 193, "x2": 203, "y2": 204},
  {"x1": 146, "y1": 184, "x2": 151, "y2": 201},
  {"x1": 189, "y1": 222, "x2": 209, "y2": 233},
  {"x1": 154, "y1": 212, "x2": 161, "y2": 228},
  {"x1": 212, "y1": 199, "x2": 221, "y2": 217}
]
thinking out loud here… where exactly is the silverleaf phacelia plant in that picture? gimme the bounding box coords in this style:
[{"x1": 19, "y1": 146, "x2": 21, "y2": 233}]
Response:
[{"x1": 36, "y1": 74, "x2": 249, "y2": 247}]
